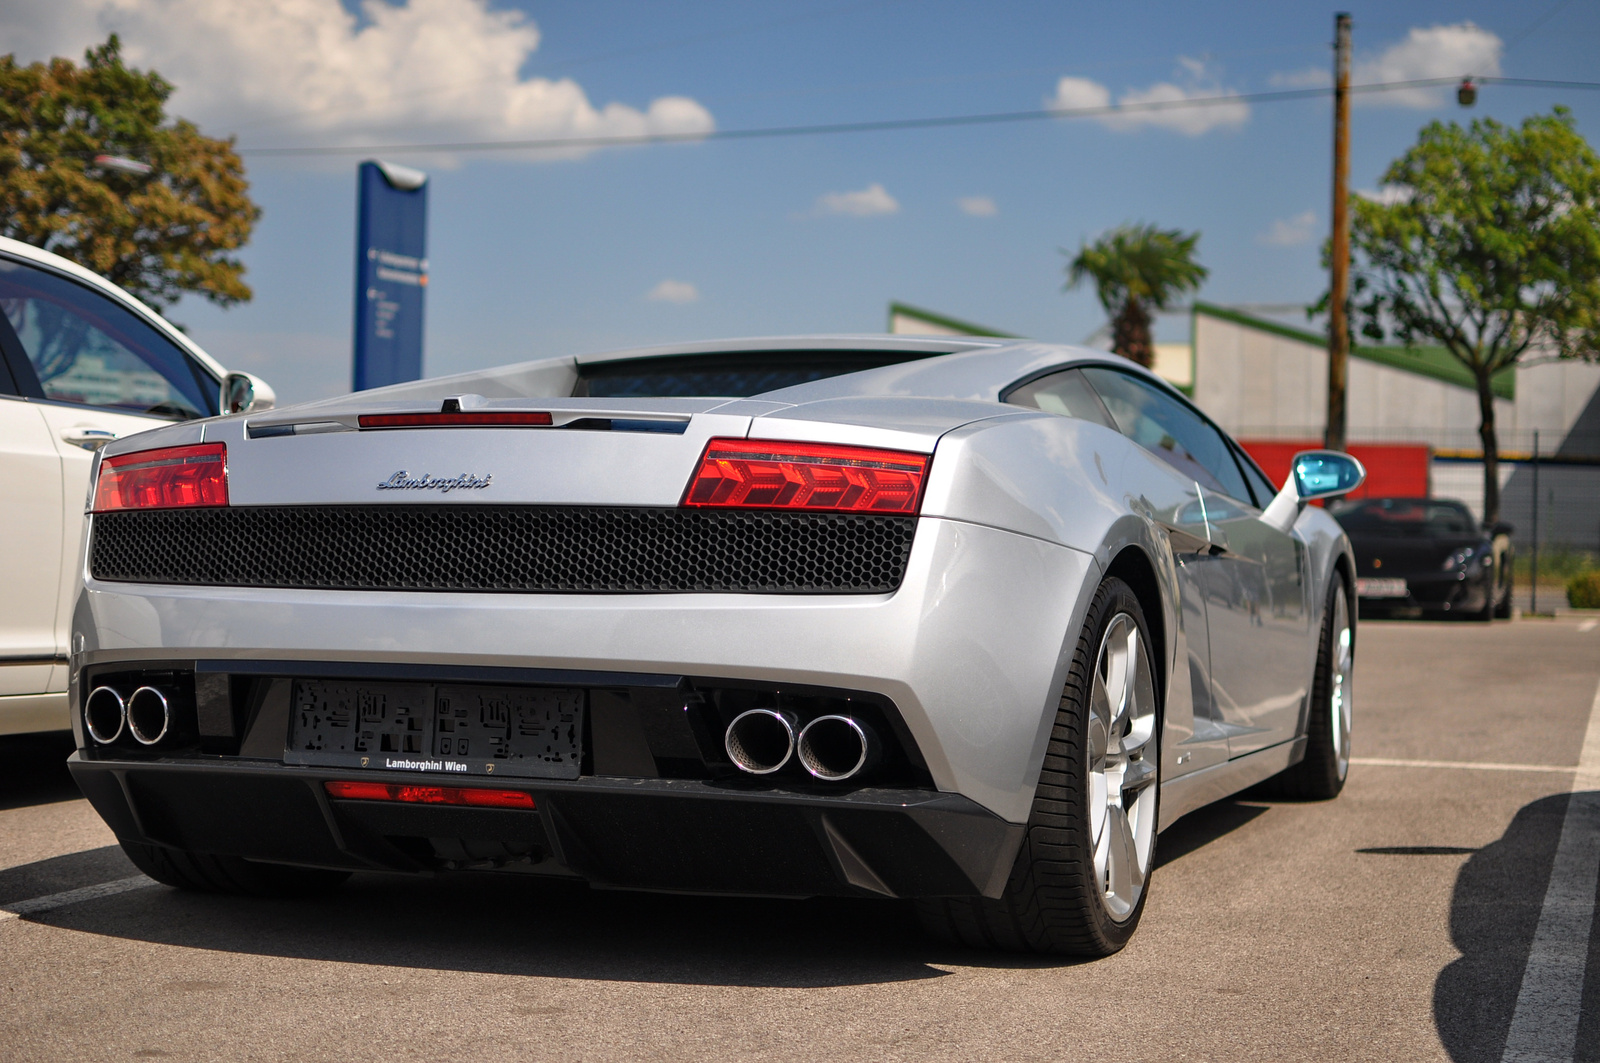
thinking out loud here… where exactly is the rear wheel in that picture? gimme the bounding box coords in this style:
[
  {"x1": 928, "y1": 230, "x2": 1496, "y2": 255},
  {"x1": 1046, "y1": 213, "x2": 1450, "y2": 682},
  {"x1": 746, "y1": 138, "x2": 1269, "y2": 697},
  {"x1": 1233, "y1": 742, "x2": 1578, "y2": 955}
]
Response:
[
  {"x1": 1260, "y1": 578, "x2": 1353, "y2": 800},
  {"x1": 915, "y1": 576, "x2": 1159, "y2": 956},
  {"x1": 120, "y1": 840, "x2": 350, "y2": 897}
]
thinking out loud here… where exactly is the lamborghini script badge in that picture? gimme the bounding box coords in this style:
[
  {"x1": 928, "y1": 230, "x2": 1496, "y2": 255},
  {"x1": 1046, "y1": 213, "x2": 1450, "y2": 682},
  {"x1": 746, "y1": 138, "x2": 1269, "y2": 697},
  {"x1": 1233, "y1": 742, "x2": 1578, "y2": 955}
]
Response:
[{"x1": 377, "y1": 471, "x2": 493, "y2": 493}]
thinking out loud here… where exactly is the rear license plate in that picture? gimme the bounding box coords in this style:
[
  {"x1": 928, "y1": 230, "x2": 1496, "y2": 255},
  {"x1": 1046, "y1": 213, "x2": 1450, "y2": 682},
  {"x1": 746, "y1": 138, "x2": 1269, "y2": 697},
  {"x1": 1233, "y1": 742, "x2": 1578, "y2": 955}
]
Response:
[
  {"x1": 285, "y1": 680, "x2": 582, "y2": 779},
  {"x1": 1356, "y1": 577, "x2": 1409, "y2": 599}
]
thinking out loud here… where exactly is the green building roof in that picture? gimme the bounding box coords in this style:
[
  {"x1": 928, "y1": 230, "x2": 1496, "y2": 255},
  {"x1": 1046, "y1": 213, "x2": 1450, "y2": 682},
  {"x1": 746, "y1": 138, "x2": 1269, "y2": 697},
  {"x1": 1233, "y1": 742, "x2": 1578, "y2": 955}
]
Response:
[{"x1": 1192, "y1": 301, "x2": 1514, "y2": 401}]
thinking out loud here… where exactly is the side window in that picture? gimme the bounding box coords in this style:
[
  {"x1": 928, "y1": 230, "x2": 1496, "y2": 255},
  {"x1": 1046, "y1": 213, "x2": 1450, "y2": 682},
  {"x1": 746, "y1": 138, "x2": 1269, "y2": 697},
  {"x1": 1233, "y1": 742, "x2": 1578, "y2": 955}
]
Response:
[
  {"x1": 0, "y1": 258, "x2": 215, "y2": 419},
  {"x1": 1003, "y1": 368, "x2": 1117, "y2": 429},
  {"x1": 1080, "y1": 366, "x2": 1253, "y2": 503},
  {"x1": 1231, "y1": 442, "x2": 1279, "y2": 509}
]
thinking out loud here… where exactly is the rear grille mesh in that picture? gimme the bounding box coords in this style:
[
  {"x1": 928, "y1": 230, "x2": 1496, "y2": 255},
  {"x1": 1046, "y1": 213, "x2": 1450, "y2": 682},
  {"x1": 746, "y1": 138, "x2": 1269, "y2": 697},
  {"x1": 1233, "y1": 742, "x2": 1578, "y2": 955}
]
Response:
[{"x1": 89, "y1": 506, "x2": 916, "y2": 594}]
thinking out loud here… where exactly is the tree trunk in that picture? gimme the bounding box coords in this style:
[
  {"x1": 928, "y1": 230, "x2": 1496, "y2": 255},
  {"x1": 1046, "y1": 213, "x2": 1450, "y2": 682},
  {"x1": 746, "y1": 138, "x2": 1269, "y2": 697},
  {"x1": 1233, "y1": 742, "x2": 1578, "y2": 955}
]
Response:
[
  {"x1": 1475, "y1": 368, "x2": 1501, "y2": 524},
  {"x1": 1112, "y1": 298, "x2": 1153, "y2": 368}
]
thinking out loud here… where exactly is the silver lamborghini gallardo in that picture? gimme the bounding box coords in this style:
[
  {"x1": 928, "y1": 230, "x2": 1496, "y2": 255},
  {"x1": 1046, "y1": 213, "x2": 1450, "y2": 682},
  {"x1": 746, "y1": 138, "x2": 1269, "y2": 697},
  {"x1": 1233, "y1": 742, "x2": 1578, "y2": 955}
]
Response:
[{"x1": 68, "y1": 335, "x2": 1363, "y2": 956}]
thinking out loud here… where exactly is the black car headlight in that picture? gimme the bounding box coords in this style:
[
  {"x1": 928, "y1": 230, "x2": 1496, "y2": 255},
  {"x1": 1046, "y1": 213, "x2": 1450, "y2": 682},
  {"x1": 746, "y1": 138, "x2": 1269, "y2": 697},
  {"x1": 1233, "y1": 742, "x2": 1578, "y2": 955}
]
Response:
[{"x1": 1443, "y1": 543, "x2": 1488, "y2": 573}]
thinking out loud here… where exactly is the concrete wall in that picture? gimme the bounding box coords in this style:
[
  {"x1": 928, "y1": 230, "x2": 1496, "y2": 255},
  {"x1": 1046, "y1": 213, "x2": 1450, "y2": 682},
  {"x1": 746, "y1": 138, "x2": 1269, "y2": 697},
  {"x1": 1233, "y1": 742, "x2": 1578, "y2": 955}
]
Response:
[
  {"x1": 1191, "y1": 311, "x2": 1516, "y2": 446},
  {"x1": 1191, "y1": 310, "x2": 1600, "y2": 457}
]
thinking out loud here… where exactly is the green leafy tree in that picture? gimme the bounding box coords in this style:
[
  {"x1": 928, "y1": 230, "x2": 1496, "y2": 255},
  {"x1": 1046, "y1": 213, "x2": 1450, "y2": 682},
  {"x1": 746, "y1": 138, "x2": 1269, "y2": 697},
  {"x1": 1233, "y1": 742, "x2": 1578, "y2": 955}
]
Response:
[
  {"x1": 1065, "y1": 223, "x2": 1207, "y2": 369},
  {"x1": 0, "y1": 36, "x2": 258, "y2": 313},
  {"x1": 1341, "y1": 108, "x2": 1600, "y2": 523}
]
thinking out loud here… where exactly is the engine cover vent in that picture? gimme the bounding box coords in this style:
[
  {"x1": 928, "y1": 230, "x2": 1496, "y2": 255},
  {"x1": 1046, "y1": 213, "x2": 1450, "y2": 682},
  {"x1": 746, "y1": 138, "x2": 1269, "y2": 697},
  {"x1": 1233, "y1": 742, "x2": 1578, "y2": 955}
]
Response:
[{"x1": 90, "y1": 505, "x2": 916, "y2": 594}]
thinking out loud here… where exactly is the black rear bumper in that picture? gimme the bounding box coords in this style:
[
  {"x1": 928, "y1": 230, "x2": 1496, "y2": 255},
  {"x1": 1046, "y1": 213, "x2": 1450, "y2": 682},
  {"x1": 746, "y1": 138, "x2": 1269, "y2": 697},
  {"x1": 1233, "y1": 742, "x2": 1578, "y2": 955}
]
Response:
[{"x1": 68, "y1": 755, "x2": 1023, "y2": 900}]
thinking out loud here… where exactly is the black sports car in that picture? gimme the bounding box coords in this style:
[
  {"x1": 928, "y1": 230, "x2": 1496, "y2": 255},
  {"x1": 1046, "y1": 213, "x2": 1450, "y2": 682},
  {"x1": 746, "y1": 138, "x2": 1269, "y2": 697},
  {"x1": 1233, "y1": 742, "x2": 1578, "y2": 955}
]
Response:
[{"x1": 1330, "y1": 497, "x2": 1513, "y2": 620}]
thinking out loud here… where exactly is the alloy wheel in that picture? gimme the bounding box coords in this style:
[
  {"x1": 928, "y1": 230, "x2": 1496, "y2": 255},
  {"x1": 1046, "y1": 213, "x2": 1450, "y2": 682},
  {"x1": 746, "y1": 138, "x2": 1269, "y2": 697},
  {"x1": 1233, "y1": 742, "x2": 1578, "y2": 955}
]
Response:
[{"x1": 1086, "y1": 612, "x2": 1159, "y2": 921}]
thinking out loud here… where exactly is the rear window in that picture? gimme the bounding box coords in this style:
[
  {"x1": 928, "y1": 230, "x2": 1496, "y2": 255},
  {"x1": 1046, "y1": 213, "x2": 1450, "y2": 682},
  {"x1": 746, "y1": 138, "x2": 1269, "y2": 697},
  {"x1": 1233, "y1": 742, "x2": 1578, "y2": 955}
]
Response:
[
  {"x1": 572, "y1": 350, "x2": 939, "y2": 398},
  {"x1": 1332, "y1": 498, "x2": 1479, "y2": 537}
]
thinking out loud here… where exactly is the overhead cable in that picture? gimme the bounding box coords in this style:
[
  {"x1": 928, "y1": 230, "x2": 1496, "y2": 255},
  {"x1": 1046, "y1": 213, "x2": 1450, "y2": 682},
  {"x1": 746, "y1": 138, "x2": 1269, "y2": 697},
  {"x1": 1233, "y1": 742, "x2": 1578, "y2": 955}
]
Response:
[{"x1": 212, "y1": 75, "x2": 1600, "y2": 158}]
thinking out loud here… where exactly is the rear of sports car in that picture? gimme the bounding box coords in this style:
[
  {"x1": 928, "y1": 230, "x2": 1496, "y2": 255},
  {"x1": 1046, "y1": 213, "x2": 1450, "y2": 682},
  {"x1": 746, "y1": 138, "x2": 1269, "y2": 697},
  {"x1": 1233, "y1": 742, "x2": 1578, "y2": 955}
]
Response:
[{"x1": 67, "y1": 393, "x2": 1094, "y2": 902}]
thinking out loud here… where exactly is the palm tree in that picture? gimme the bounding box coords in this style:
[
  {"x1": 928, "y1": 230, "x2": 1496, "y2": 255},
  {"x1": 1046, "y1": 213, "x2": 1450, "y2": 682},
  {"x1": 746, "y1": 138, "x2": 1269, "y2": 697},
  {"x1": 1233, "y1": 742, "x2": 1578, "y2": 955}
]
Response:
[{"x1": 1065, "y1": 224, "x2": 1208, "y2": 369}]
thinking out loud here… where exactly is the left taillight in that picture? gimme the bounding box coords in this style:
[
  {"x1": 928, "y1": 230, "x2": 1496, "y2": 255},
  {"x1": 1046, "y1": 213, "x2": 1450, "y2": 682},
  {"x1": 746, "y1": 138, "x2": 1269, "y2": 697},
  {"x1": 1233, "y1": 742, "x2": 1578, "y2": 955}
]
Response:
[
  {"x1": 92, "y1": 443, "x2": 228, "y2": 512},
  {"x1": 682, "y1": 438, "x2": 930, "y2": 514}
]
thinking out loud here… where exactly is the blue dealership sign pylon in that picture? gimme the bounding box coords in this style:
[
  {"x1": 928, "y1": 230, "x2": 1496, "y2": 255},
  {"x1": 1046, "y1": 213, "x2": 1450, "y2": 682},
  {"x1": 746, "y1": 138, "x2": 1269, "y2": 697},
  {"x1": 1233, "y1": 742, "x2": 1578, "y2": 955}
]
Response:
[{"x1": 353, "y1": 160, "x2": 428, "y2": 391}]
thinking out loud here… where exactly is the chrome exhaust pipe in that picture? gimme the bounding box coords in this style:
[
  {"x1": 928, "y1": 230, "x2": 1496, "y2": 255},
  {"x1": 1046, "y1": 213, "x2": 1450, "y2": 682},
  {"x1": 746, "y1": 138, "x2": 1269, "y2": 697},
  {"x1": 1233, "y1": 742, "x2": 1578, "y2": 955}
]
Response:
[
  {"x1": 797, "y1": 716, "x2": 879, "y2": 782},
  {"x1": 126, "y1": 686, "x2": 172, "y2": 746},
  {"x1": 725, "y1": 709, "x2": 796, "y2": 774},
  {"x1": 84, "y1": 686, "x2": 126, "y2": 745}
]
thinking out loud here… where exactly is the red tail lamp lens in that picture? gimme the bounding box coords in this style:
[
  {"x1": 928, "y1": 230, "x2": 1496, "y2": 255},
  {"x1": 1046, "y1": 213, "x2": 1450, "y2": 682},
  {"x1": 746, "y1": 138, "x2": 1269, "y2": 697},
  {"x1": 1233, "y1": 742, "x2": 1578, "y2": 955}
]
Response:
[
  {"x1": 93, "y1": 443, "x2": 228, "y2": 512},
  {"x1": 358, "y1": 412, "x2": 553, "y2": 429},
  {"x1": 324, "y1": 780, "x2": 536, "y2": 810},
  {"x1": 682, "y1": 438, "x2": 929, "y2": 514}
]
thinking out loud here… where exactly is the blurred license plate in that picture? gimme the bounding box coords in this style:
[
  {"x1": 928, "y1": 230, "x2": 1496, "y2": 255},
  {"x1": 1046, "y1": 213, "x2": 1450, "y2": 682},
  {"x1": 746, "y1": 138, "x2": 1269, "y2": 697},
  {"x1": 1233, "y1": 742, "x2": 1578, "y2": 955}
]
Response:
[
  {"x1": 1357, "y1": 578, "x2": 1408, "y2": 598},
  {"x1": 286, "y1": 680, "x2": 582, "y2": 779}
]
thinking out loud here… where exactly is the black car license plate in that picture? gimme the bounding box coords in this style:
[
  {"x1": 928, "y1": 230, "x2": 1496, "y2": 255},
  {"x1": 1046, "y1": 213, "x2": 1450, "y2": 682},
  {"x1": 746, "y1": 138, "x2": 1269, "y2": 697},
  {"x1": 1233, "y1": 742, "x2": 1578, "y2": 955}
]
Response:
[{"x1": 285, "y1": 680, "x2": 582, "y2": 780}]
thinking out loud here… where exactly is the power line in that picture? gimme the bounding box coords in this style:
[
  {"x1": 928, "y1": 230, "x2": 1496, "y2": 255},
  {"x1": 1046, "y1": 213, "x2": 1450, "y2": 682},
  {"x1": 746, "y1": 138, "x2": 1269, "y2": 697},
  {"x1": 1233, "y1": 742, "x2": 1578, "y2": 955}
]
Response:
[{"x1": 217, "y1": 75, "x2": 1598, "y2": 158}]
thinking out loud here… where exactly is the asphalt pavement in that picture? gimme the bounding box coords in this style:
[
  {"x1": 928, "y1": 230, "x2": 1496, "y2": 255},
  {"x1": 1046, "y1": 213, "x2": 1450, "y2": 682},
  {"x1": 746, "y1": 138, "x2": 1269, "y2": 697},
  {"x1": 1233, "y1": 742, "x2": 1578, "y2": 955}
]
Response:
[{"x1": 2, "y1": 615, "x2": 1598, "y2": 1062}]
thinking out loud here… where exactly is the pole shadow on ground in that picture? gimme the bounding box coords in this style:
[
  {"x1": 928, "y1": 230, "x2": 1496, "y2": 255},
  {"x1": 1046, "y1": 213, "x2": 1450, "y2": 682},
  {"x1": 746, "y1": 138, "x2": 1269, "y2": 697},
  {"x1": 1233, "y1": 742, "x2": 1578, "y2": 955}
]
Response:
[{"x1": 1433, "y1": 792, "x2": 1600, "y2": 1062}]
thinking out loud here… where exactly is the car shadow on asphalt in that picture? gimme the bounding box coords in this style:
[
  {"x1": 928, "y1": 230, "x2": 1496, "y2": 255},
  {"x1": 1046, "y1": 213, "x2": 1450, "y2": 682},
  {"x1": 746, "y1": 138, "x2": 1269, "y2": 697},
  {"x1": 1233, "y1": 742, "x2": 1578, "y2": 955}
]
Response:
[
  {"x1": 1432, "y1": 792, "x2": 1600, "y2": 1063},
  {"x1": 1153, "y1": 799, "x2": 1268, "y2": 870},
  {"x1": 9, "y1": 797, "x2": 1269, "y2": 988},
  {"x1": 0, "y1": 731, "x2": 81, "y2": 812},
  {"x1": 28, "y1": 871, "x2": 1002, "y2": 987}
]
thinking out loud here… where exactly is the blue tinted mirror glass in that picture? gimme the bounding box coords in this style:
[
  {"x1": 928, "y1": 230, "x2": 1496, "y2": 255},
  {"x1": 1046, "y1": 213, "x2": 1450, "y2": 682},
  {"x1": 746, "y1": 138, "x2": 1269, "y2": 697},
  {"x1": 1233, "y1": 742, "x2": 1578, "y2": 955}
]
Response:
[{"x1": 1292, "y1": 451, "x2": 1366, "y2": 499}]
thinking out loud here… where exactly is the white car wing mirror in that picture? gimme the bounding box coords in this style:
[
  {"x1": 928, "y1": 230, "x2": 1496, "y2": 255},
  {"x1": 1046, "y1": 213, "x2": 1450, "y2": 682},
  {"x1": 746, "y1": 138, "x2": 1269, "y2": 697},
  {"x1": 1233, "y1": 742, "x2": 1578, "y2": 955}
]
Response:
[
  {"x1": 222, "y1": 372, "x2": 276, "y2": 415},
  {"x1": 1261, "y1": 450, "x2": 1367, "y2": 533}
]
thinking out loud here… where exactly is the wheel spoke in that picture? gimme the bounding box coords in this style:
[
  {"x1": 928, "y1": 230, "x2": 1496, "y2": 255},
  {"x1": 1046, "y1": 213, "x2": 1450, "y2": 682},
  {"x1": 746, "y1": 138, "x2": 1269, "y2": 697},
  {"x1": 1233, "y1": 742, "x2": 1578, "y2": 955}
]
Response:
[
  {"x1": 1105, "y1": 807, "x2": 1136, "y2": 903},
  {"x1": 1121, "y1": 758, "x2": 1157, "y2": 795}
]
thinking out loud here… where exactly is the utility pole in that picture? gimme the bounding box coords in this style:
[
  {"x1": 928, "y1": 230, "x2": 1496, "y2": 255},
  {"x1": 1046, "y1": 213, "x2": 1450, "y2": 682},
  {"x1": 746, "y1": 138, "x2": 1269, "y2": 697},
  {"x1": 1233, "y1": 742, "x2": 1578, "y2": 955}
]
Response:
[{"x1": 1325, "y1": 12, "x2": 1352, "y2": 453}]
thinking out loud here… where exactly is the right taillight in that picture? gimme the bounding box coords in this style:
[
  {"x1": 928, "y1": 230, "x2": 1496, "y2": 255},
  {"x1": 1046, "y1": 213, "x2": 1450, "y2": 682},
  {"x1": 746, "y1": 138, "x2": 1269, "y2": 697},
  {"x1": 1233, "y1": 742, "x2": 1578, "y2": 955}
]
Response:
[
  {"x1": 92, "y1": 443, "x2": 228, "y2": 512},
  {"x1": 681, "y1": 438, "x2": 929, "y2": 514}
]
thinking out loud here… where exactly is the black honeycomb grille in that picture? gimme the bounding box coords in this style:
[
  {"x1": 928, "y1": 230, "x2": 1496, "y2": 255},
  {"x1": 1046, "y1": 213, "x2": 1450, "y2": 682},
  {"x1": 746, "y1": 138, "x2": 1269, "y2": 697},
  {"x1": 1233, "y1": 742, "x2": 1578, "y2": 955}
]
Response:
[{"x1": 89, "y1": 506, "x2": 916, "y2": 594}]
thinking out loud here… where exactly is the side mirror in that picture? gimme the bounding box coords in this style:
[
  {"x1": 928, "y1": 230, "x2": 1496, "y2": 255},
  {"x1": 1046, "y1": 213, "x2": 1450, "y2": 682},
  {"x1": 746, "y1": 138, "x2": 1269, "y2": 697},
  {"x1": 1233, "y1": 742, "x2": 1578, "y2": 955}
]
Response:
[
  {"x1": 1291, "y1": 451, "x2": 1367, "y2": 501},
  {"x1": 1261, "y1": 450, "x2": 1367, "y2": 532},
  {"x1": 222, "y1": 372, "x2": 276, "y2": 415}
]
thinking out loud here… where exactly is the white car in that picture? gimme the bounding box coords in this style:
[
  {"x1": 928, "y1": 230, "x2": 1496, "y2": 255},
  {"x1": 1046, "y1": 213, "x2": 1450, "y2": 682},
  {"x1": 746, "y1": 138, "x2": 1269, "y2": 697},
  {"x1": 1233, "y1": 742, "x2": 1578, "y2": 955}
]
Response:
[{"x1": 0, "y1": 236, "x2": 272, "y2": 736}]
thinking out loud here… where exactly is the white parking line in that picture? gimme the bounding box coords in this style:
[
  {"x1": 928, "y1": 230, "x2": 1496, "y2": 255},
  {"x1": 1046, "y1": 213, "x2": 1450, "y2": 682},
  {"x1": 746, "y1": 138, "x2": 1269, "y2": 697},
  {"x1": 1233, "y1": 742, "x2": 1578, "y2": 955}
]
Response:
[
  {"x1": 0, "y1": 875, "x2": 157, "y2": 923},
  {"x1": 1579, "y1": 619, "x2": 1597, "y2": 633},
  {"x1": 1500, "y1": 677, "x2": 1600, "y2": 1063},
  {"x1": 1351, "y1": 757, "x2": 1575, "y2": 775}
]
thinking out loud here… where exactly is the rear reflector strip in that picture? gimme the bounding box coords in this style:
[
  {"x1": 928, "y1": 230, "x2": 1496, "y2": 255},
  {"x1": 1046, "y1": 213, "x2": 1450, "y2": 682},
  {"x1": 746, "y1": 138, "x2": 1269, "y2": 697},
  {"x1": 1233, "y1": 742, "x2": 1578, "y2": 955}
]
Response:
[
  {"x1": 358, "y1": 412, "x2": 554, "y2": 429},
  {"x1": 93, "y1": 443, "x2": 228, "y2": 512},
  {"x1": 682, "y1": 438, "x2": 929, "y2": 514},
  {"x1": 324, "y1": 780, "x2": 536, "y2": 809}
]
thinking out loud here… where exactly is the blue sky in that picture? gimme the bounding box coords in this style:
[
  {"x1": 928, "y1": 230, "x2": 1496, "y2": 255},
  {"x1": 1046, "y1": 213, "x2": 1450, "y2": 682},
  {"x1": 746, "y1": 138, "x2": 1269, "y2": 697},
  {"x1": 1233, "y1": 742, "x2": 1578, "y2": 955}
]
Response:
[{"x1": 8, "y1": 0, "x2": 1600, "y2": 403}]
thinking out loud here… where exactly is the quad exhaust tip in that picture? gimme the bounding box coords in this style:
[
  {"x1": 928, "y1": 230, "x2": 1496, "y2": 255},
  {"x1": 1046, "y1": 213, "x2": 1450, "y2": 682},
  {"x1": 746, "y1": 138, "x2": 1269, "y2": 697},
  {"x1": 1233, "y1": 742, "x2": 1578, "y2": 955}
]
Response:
[
  {"x1": 798, "y1": 715, "x2": 879, "y2": 782},
  {"x1": 84, "y1": 686, "x2": 126, "y2": 745},
  {"x1": 126, "y1": 686, "x2": 172, "y2": 746},
  {"x1": 724, "y1": 709, "x2": 796, "y2": 774}
]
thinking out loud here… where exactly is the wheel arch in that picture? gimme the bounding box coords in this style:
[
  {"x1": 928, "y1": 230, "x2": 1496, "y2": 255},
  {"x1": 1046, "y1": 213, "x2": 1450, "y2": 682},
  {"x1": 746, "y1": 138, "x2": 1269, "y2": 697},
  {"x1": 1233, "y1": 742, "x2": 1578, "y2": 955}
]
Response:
[{"x1": 1105, "y1": 544, "x2": 1168, "y2": 713}]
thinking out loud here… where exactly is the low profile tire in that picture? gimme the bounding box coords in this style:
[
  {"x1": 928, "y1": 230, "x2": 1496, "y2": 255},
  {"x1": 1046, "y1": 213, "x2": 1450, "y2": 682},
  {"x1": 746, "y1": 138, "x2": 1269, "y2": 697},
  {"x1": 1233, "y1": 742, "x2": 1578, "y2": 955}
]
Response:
[
  {"x1": 915, "y1": 576, "x2": 1159, "y2": 956},
  {"x1": 1258, "y1": 577, "x2": 1353, "y2": 800},
  {"x1": 119, "y1": 840, "x2": 350, "y2": 897}
]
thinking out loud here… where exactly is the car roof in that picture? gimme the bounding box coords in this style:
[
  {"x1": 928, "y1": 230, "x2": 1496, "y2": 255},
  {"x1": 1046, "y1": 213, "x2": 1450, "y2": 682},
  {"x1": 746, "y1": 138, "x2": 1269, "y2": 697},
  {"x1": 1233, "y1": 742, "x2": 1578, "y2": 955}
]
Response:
[{"x1": 0, "y1": 234, "x2": 228, "y2": 383}]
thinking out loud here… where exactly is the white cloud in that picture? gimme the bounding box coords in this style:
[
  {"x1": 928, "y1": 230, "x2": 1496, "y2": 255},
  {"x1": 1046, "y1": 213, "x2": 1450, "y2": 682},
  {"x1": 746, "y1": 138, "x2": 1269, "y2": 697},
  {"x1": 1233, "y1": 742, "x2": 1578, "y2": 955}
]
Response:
[
  {"x1": 957, "y1": 196, "x2": 998, "y2": 217},
  {"x1": 646, "y1": 279, "x2": 699, "y2": 304},
  {"x1": 1048, "y1": 76, "x2": 1113, "y2": 112},
  {"x1": 816, "y1": 183, "x2": 899, "y2": 217},
  {"x1": 1356, "y1": 186, "x2": 1414, "y2": 206},
  {"x1": 1046, "y1": 59, "x2": 1248, "y2": 136},
  {"x1": 1257, "y1": 210, "x2": 1318, "y2": 247},
  {"x1": 0, "y1": 0, "x2": 714, "y2": 156},
  {"x1": 1271, "y1": 23, "x2": 1502, "y2": 109}
]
